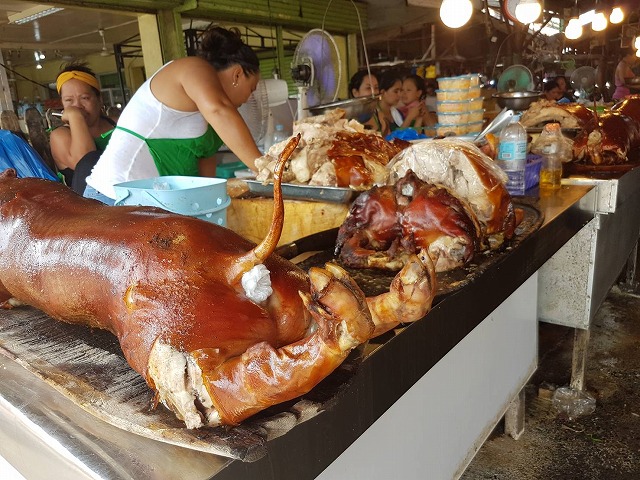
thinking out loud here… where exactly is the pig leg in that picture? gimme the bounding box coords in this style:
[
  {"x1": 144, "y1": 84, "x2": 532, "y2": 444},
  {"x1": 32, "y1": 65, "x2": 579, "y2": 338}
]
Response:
[
  {"x1": 366, "y1": 250, "x2": 437, "y2": 337},
  {"x1": 180, "y1": 263, "x2": 375, "y2": 426}
]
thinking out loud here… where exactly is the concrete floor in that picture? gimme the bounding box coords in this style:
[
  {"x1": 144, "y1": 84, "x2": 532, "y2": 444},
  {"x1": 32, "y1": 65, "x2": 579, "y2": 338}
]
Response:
[{"x1": 461, "y1": 283, "x2": 640, "y2": 479}]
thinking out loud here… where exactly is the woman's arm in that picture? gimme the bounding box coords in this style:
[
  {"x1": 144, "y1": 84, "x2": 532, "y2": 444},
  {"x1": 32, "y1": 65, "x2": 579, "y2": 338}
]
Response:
[
  {"x1": 400, "y1": 102, "x2": 424, "y2": 128},
  {"x1": 49, "y1": 107, "x2": 97, "y2": 170},
  {"x1": 172, "y1": 58, "x2": 262, "y2": 172}
]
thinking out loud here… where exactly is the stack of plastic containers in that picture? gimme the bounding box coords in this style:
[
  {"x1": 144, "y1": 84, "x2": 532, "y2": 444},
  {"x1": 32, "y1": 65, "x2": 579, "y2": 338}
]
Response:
[{"x1": 435, "y1": 74, "x2": 484, "y2": 137}]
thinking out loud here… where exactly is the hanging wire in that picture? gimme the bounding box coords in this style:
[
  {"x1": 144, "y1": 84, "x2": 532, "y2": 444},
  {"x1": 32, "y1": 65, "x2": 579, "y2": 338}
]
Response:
[{"x1": 322, "y1": 0, "x2": 374, "y2": 99}]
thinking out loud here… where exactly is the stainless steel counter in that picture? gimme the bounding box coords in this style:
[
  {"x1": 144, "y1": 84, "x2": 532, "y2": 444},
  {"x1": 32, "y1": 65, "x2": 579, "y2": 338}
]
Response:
[
  {"x1": 537, "y1": 166, "x2": 640, "y2": 389},
  {"x1": 0, "y1": 184, "x2": 596, "y2": 480}
]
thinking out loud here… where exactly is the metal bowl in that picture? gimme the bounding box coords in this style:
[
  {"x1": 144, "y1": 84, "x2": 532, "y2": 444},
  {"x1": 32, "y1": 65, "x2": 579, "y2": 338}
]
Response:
[
  {"x1": 493, "y1": 91, "x2": 541, "y2": 111},
  {"x1": 307, "y1": 96, "x2": 379, "y2": 119}
]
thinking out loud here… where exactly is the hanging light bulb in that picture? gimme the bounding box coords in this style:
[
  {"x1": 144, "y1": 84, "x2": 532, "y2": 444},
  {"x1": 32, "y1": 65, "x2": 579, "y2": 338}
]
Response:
[
  {"x1": 634, "y1": 36, "x2": 640, "y2": 50},
  {"x1": 440, "y1": 0, "x2": 473, "y2": 29},
  {"x1": 610, "y1": 7, "x2": 624, "y2": 24},
  {"x1": 591, "y1": 12, "x2": 607, "y2": 31},
  {"x1": 515, "y1": 0, "x2": 542, "y2": 24},
  {"x1": 565, "y1": 18, "x2": 583, "y2": 40}
]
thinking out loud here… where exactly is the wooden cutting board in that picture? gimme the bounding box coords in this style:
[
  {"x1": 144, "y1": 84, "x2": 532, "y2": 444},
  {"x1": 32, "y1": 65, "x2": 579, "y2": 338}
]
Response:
[
  {"x1": 0, "y1": 305, "x2": 362, "y2": 462},
  {"x1": 227, "y1": 198, "x2": 349, "y2": 246}
]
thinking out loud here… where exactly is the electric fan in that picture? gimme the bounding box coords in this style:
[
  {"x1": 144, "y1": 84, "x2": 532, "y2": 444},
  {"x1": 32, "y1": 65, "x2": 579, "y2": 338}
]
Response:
[
  {"x1": 570, "y1": 66, "x2": 597, "y2": 102},
  {"x1": 237, "y1": 78, "x2": 288, "y2": 152},
  {"x1": 291, "y1": 29, "x2": 341, "y2": 120},
  {"x1": 497, "y1": 65, "x2": 535, "y2": 92}
]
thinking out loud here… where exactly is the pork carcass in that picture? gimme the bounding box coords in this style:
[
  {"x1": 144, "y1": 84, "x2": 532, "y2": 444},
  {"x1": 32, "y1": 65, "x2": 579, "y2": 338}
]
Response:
[
  {"x1": 520, "y1": 100, "x2": 595, "y2": 130},
  {"x1": 255, "y1": 110, "x2": 408, "y2": 189},
  {"x1": 335, "y1": 170, "x2": 481, "y2": 272},
  {"x1": 521, "y1": 97, "x2": 640, "y2": 165},
  {"x1": 572, "y1": 111, "x2": 640, "y2": 165},
  {"x1": 387, "y1": 138, "x2": 516, "y2": 250},
  {"x1": 0, "y1": 135, "x2": 436, "y2": 428}
]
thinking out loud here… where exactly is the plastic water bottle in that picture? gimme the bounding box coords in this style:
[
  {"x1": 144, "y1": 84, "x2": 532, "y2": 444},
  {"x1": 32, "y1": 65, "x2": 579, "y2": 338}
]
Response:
[{"x1": 496, "y1": 114, "x2": 527, "y2": 196}]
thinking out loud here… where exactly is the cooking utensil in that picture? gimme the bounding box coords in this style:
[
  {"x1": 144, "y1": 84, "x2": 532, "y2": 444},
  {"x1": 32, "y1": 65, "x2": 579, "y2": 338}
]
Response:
[
  {"x1": 492, "y1": 91, "x2": 541, "y2": 111},
  {"x1": 474, "y1": 107, "x2": 515, "y2": 142},
  {"x1": 306, "y1": 96, "x2": 378, "y2": 119}
]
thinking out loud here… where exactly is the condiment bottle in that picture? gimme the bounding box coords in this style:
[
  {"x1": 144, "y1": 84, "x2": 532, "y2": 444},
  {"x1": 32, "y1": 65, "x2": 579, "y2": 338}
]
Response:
[{"x1": 539, "y1": 123, "x2": 566, "y2": 190}]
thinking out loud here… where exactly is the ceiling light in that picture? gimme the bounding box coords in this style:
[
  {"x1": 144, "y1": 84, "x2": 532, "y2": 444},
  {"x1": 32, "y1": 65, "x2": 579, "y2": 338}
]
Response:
[
  {"x1": 591, "y1": 12, "x2": 607, "y2": 31},
  {"x1": 440, "y1": 0, "x2": 473, "y2": 29},
  {"x1": 36, "y1": 63, "x2": 43, "y2": 70},
  {"x1": 515, "y1": 0, "x2": 542, "y2": 24},
  {"x1": 635, "y1": 36, "x2": 640, "y2": 50},
  {"x1": 8, "y1": 5, "x2": 64, "y2": 25},
  {"x1": 565, "y1": 18, "x2": 582, "y2": 40},
  {"x1": 610, "y1": 7, "x2": 624, "y2": 24}
]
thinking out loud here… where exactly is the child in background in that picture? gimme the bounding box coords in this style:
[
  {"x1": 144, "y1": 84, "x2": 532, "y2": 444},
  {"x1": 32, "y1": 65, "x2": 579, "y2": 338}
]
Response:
[
  {"x1": 398, "y1": 74, "x2": 436, "y2": 130},
  {"x1": 369, "y1": 71, "x2": 403, "y2": 136}
]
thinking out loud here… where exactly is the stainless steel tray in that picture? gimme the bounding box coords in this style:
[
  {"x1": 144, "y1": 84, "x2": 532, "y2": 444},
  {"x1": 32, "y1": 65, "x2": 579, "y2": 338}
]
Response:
[{"x1": 245, "y1": 180, "x2": 359, "y2": 203}]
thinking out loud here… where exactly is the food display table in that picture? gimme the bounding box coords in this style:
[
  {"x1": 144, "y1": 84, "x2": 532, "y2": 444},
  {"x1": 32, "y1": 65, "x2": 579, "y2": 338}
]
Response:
[
  {"x1": 537, "y1": 166, "x2": 640, "y2": 390},
  {"x1": 0, "y1": 185, "x2": 596, "y2": 480}
]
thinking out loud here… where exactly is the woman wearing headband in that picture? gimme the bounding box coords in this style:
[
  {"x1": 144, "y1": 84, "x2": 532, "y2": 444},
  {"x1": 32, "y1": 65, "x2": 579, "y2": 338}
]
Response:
[
  {"x1": 84, "y1": 26, "x2": 262, "y2": 205},
  {"x1": 49, "y1": 62, "x2": 115, "y2": 193}
]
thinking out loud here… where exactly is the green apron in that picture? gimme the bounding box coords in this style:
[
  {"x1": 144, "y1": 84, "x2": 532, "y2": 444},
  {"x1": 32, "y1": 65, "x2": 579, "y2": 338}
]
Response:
[{"x1": 115, "y1": 125, "x2": 222, "y2": 176}]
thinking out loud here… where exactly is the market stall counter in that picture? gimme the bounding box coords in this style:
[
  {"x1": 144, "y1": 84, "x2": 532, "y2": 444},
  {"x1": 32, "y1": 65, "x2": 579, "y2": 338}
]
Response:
[
  {"x1": 538, "y1": 166, "x2": 640, "y2": 390},
  {"x1": 0, "y1": 184, "x2": 595, "y2": 480}
]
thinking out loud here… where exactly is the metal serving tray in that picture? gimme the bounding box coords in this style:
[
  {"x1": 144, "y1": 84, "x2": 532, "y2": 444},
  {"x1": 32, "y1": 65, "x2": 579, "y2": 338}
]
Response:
[{"x1": 244, "y1": 180, "x2": 359, "y2": 204}]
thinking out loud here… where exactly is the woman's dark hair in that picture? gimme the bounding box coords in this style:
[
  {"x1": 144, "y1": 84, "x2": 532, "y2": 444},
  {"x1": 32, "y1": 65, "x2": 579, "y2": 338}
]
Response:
[
  {"x1": 57, "y1": 60, "x2": 100, "y2": 96},
  {"x1": 543, "y1": 79, "x2": 559, "y2": 92},
  {"x1": 198, "y1": 26, "x2": 259, "y2": 75},
  {"x1": 378, "y1": 71, "x2": 402, "y2": 92},
  {"x1": 403, "y1": 74, "x2": 426, "y2": 100},
  {"x1": 349, "y1": 70, "x2": 378, "y2": 98}
]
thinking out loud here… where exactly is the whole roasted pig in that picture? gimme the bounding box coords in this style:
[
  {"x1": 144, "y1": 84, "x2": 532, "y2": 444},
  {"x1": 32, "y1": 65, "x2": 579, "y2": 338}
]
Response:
[{"x1": 0, "y1": 136, "x2": 436, "y2": 428}]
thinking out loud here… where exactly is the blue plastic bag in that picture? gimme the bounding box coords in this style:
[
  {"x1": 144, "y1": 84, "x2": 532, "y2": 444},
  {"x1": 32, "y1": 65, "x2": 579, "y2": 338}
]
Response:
[
  {"x1": 385, "y1": 128, "x2": 428, "y2": 142},
  {"x1": 0, "y1": 130, "x2": 59, "y2": 181}
]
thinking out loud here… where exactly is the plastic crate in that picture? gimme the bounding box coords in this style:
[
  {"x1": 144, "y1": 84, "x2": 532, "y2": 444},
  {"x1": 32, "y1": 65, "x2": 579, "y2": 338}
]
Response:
[
  {"x1": 113, "y1": 176, "x2": 230, "y2": 226},
  {"x1": 525, "y1": 154, "x2": 543, "y2": 190}
]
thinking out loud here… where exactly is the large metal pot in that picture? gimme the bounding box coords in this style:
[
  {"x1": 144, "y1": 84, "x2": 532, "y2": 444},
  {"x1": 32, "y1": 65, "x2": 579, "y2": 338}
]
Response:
[
  {"x1": 493, "y1": 91, "x2": 541, "y2": 111},
  {"x1": 307, "y1": 96, "x2": 379, "y2": 119}
]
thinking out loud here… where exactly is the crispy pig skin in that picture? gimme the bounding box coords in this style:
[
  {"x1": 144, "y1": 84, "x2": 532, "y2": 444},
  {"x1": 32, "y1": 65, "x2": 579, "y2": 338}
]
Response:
[{"x1": 0, "y1": 165, "x2": 436, "y2": 427}]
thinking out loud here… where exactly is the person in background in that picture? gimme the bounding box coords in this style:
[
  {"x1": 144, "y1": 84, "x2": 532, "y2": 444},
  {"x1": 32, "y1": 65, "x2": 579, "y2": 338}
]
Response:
[
  {"x1": 424, "y1": 79, "x2": 438, "y2": 113},
  {"x1": 370, "y1": 71, "x2": 403, "y2": 135},
  {"x1": 542, "y1": 79, "x2": 562, "y2": 102},
  {"x1": 612, "y1": 48, "x2": 637, "y2": 101},
  {"x1": 398, "y1": 74, "x2": 436, "y2": 130},
  {"x1": 349, "y1": 70, "x2": 380, "y2": 98},
  {"x1": 84, "y1": 26, "x2": 262, "y2": 205},
  {"x1": 49, "y1": 61, "x2": 115, "y2": 193},
  {"x1": 554, "y1": 75, "x2": 573, "y2": 103}
]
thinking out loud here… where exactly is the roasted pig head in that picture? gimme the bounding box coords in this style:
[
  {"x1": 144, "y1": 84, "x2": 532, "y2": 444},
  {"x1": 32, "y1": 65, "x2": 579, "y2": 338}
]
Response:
[
  {"x1": 387, "y1": 139, "x2": 516, "y2": 250},
  {"x1": 0, "y1": 135, "x2": 436, "y2": 428},
  {"x1": 336, "y1": 171, "x2": 481, "y2": 273},
  {"x1": 572, "y1": 111, "x2": 640, "y2": 165}
]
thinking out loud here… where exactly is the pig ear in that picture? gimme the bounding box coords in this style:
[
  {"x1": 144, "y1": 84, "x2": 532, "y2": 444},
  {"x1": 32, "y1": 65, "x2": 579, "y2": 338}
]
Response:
[{"x1": 0, "y1": 169, "x2": 17, "y2": 179}]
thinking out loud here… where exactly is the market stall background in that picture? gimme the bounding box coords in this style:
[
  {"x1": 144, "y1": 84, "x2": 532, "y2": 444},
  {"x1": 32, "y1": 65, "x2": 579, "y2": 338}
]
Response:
[{"x1": 1, "y1": 0, "x2": 638, "y2": 116}]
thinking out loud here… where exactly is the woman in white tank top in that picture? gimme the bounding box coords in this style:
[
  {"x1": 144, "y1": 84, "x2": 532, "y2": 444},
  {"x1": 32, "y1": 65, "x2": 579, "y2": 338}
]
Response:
[{"x1": 85, "y1": 26, "x2": 262, "y2": 204}]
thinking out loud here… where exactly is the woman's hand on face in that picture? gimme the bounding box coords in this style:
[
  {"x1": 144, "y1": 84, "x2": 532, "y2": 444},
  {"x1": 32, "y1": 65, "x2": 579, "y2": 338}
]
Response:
[{"x1": 60, "y1": 106, "x2": 86, "y2": 125}]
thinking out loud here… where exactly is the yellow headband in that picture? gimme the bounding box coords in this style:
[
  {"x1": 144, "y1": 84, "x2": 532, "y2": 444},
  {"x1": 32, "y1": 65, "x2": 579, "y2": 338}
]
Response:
[{"x1": 56, "y1": 71, "x2": 100, "y2": 94}]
